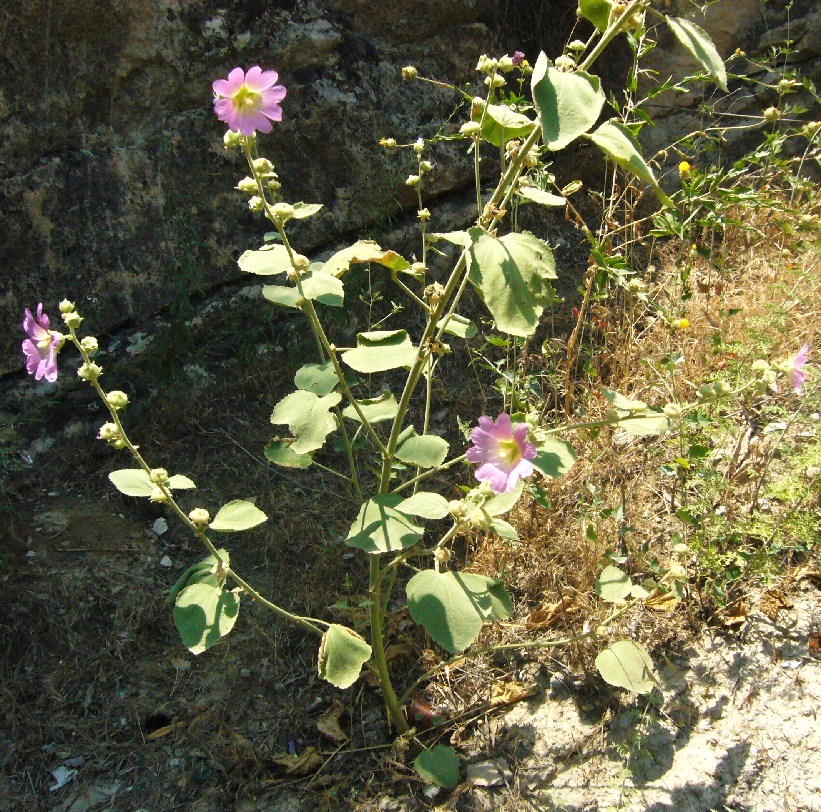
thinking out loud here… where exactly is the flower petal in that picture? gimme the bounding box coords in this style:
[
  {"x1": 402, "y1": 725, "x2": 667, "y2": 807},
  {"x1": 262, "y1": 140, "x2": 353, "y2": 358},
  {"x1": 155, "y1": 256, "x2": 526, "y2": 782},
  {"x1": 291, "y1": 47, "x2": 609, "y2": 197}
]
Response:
[{"x1": 475, "y1": 462, "x2": 510, "y2": 493}]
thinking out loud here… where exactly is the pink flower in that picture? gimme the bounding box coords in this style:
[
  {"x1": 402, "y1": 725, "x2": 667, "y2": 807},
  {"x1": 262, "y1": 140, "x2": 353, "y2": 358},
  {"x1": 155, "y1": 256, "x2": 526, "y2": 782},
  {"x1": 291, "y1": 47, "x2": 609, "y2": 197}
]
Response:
[
  {"x1": 512, "y1": 51, "x2": 525, "y2": 66},
  {"x1": 22, "y1": 304, "x2": 60, "y2": 382},
  {"x1": 466, "y1": 413, "x2": 537, "y2": 493},
  {"x1": 212, "y1": 66, "x2": 286, "y2": 136},
  {"x1": 789, "y1": 344, "x2": 809, "y2": 394}
]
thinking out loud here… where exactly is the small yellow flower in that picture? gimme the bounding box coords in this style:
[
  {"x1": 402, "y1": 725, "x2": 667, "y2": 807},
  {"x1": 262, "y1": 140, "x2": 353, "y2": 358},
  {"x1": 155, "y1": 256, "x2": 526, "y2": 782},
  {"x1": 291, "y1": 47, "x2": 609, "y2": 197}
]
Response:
[
  {"x1": 678, "y1": 160, "x2": 692, "y2": 179},
  {"x1": 671, "y1": 318, "x2": 690, "y2": 331}
]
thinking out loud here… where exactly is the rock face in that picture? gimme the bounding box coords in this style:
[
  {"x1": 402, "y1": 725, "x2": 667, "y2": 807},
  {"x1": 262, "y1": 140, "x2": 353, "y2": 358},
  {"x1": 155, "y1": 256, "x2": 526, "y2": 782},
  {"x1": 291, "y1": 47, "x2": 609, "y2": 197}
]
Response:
[{"x1": 0, "y1": 0, "x2": 818, "y2": 377}]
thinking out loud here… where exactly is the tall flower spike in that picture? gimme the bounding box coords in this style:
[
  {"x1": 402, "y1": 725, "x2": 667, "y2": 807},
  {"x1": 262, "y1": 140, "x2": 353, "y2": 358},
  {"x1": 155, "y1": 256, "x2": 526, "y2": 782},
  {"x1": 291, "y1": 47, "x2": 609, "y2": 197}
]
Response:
[
  {"x1": 22, "y1": 304, "x2": 60, "y2": 383},
  {"x1": 789, "y1": 344, "x2": 809, "y2": 395},
  {"x1": 212, "y1": 66, "x2": 287, "y2": 136},
  {"x1": 466, "y1": 413, "x2": 537, "y2": 493}
]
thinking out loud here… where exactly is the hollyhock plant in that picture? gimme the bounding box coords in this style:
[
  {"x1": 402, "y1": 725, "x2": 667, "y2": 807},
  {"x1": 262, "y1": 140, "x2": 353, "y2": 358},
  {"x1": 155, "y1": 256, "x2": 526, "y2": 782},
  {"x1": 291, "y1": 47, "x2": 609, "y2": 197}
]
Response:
[
  {"x1": 789, "y1": 344, "x2": 809, "y2": 395},
  {"x1": 21, "y1": 304, "x2": 60, "y2": 382},
  {"x1": 512, "y1": 50, "x2": 526, "y2": 66},
  {"x1": 466, "y1": 413, "x2": 537, "y2": 493},
  {"x1": 212, "y1": 66, "x2": 286, "y2": 136}
]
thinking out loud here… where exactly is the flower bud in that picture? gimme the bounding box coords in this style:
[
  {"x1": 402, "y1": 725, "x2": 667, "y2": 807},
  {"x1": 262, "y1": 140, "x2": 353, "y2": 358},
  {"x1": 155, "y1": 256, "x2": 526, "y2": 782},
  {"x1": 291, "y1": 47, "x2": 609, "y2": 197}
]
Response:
[
  {"x1": 419, "y1": 160, "x2": 433, "y2": 173},
  {"x1": 267, "y1": 178, "x2": 282, "y2": 191},
  {"x1": 189, "y1": 508, "x2": 211, "y2": 526},
  {"x1": 97, "y1": 422, "x2": 119, "y2": 441},
  {"x1": 498, "y1": 55, "x2": 514, "y2": 72},
  {"x1": 713, "y1": 381, "x2": 732, "y2": 397},
  {"x1": 236, "y1": 177, "x2": 258, "y2": 194},
  {"x1": 292, "y1": 254, "x2": 310, "y2": 271},
  {"x1": 698, "y1": 384, "x2": 717, "y2": 402},
  {"x1": 59, "y1": 299, "x2": 75, "y2": 313},
  {"x1": 763, "y1": 106, "x2": 781, "y2": 123},
  {"x1": 751, "y1": 359, "x2": 770, "y2": 376},
  {"x1": 484, "y1": 74, "x2": 506, "y2": 88},
  {"x1": 150, "y1": 487, "x2": 169, "y2": 503},
  {"x1": 379, "y1": 137, "x2": 397, "y2": 150},
  {"x1": 478, "y1": 481, "x2": 494, "y2": 497},
  {"x1": 417, "y1": 208, "x2": 431, "y2": 221},
  {"x1": 80, "y1": 336, "x2": 98, "y2": 355},
  {"x1": 401, "y1": 65, "x2": 418, "y2": 80},
  {"x1": 734, "y1": 48, "x2": 746, "y2": 58},
  {"x1": 460, "y1": 121, "x2": 482, "y2": 137},
  {"x1": 272, "y1": 202, "x2": 295, "y2": 222},
  {"x1": 663, "y1": 403, "x2": 683, "y2": 420},
  {"x1": 554, "y1": 54, "x2": 576, "y2": 72},
  {"x1": 248, "y1": 196, "x2": 264, "y2": 211},
  {"x1": 252, "y1": 158, "x2": 275, "y2": 174},
  {"x1": 448, "y1": 499, "x2": 466, "y2": 518},
  {"x1": 568, "y1": 39, "x2": 586, "y2": 52},
  {"x1": 106, "y1": 390, "x2": 129, "y2": 409},
  {"x1": 413, "y1": 138, "x2": 425, "y2": 154},
  {"x1": 78, "y1": 361, "x2": 103, "y2": 381},
  {"x1": 424, "y1": 282, "x2": 445, "y2": 303},
  {"x1": 434, "y1": 546, "x2": 452, "y2": 565},
  {"x1": 560, "y1": 180, "x2": 583, "y2": 196},
  {"x1": 523, "y1": 149, "x2": 539, "y2": 168},
  {"x1": 405, "y1": 174, "x2": 420, "y2": 187},
  {"x1": 150, "y1": 468, "x2": 169, "y2": 485},
  {"x1": 778, "y1": 78, "x2": 797, "y2": 93},
  {"x1": 224, "y1": 130, "x2": 244, "y2": 149},
  {"x1": 62, "y1": 311, "x2": 83, "y2": 329}
]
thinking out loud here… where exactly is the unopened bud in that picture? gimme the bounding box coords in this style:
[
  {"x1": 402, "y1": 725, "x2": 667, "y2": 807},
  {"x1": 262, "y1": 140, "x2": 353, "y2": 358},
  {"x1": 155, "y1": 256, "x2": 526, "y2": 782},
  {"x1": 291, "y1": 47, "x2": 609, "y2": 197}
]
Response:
[
  {"x1": 80, "y1": 336, "x2": 98, "y2": 355},
  {"x1": 698, "y1": 384, "x2": 717, "y2": 402},
  {"x1": 763, "y1": 106, "x2": 781, "y2": 123},
  {"x1": 97, "y1": 422, "x2": 119, "y2": 441},
  {"x1": 424, "y1": 282, "x2": 445, "y2": 303},
  {"x1": 419, "y1": 160, "x2": 433, "y2": 173},
  {"x1": 236, "y1": 177, "x2": 258, "y2": 194},
  {"x1": 150, "y1": 468, "x2": 169, "y2": 485},
  {"x1": 554, "y1": 54, "x2": 576, "y2": 72},
  {"x1": 272, "y1": 202, "x2": 295, "y2": 222},
  {"x1": 406, "y1": 174, "x2": 420, "y2": 187},
  {"x1": 59, "y1": 299, "x2": 75, "y2": 313},
  {"x1": 568, "y1": 39, "x2": 586, "y2": 52},
  {"x1": 248, "y1": 196, "x2": 264, "y2": 211},
  {"x1": 77, "y1": 361, "x2": 103, "y2": 381},
  {"x1": 713, "y1": 381, "x2": 732, "y2": 397},
  {"x1": 252, "y1": 158, "x2": 274, "y2": 174},
  {"x1": 62, "y1": 311, "x2": 83, "y2": 329},
  {"x1": 663, "y1": 403, "x2": 683, "y2": 420},
  {"x1": 106, "y1": 390, "x2": 129, "y2": 409},
  {"x1": 413, "y1": 138, "x2": 425, "y2": 154},
  {"x1": 379, "y1": 137, "x2": 397, "y2": 150},
  {"x1": 448, "y1": 499, "x2": 466, "y2": 518},
  {"x1": 478, "y1": 481, "x2": 494, "y2": 497},
  {"x1": 402, "y1": 65, "x2": 418, "y2": 80},
  {"x1": 189, "y1": 508, "x2": 211, "y2": 526},
  {"x1": 434, "y1": 547, "x2": 452, "y2": 565},
  {"x1": 751, "y1": 359, "x2": 770, "y2": 376},
  {"x1": 267, "y1": 178, "x2": 282, "y2": 191},
  {"x1": 292, "y1": 254, "x2": 310, "y2": 271},
  {"x1": 778, "y1": 78, "x2": 797, "y2": 93},
  {"x1": 224, "y1": 130, "x2": 244, "y2": 149},
  {"x1": 150, "y1": 487, "x2": 169, "y2": 503},
  {"x1": 498, "y1": 55, "x2": 514, "y2": 72},
  {"x1": 523, "y1": 149, "x2": 539, "y2": 168},
  {"x1": 460, "y1": 121, "x2": 482, "y2": 137},
  {"x1": 417, "y1": 208, "x2": 431, "y2": 221},
  {"x1": 484, "y1": 74, "x2": 506, "y2": 88}
]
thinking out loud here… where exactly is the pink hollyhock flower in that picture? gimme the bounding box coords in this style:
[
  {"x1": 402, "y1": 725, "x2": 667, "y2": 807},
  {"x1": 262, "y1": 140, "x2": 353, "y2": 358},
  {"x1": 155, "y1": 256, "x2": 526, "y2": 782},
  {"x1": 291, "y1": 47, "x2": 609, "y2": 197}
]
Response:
[
  {"x1": 789, "y1": 344, "x2": 809, "y2": 394},
  {"x1": 512, "y1": 51, "x2": 525, "y2": 66},
  {"x1": 212, "y1": 66, "x2": 286, "y2": 136},
  {"x1": 466, "y1": 413, "x2": 537, "y2": 493},
  {"x1": 22, "y1": 304, "x2": 60, "y2": 382}
]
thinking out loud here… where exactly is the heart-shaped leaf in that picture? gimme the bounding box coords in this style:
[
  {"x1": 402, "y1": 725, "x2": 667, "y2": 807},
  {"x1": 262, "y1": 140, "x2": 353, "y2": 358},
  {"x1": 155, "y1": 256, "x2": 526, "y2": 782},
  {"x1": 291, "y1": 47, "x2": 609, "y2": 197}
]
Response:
[
  {"x1": 414, "y1": 745, "x2": 460, "y2": 788},
  {"x1": 395, "y1": 427, "x2": 449, "y2": 468},
  {"x1": 318, "y1": 624, "x2": 372, "y2": 689},
  {"x1": 238, "y1": 244, "x2": 292, "y2": 275},
  {"x1": 345, "y1": 494, "x2": 424, "y2": 554},
  {"x1": 173, "y1": 582, "x2": 239, "y2": 655},
  {"x1": 294, "y1": 362, "x2": 339, "y2": 396},
  {"x1": 395, "y1": 491, "x2": 451, "y2": 520},
  {"x1": 321, "y1": 240, "x2": 411, "y2": 278},
  {"x1": 270, "y1": 390, "x2": 342, "y2": 453},
  {"x1": 264, "y1": 439, "x2": 315, "y2": 469},
  {"x1": 342, "y1": 392, "x2": 399, "y2": 424},
  {"x1": 595, "y1": 640, "x2": 657, "y2": 694},
  {"x1": 341, "y1": 330, "x2": 418, "y2": 374},
  {"x1": 209, "y1": 500, "x2": 268, "y2": 532},
  {"x1": 595, "y1": 565, "x2": 632, "y2": 603},
  {"x1": 532, "y1": 436, "x2": 576, "y2": 479},
  {"x1": 109, "y1": 468, "x2": 154, "y2": 497}
]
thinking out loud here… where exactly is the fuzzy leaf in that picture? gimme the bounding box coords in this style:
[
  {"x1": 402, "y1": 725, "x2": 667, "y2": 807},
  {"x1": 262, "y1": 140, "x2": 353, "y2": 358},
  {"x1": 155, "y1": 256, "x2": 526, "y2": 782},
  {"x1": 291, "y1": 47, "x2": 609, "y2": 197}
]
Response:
[
  {"x1": 595, "y1": 640, "x2": 657, "y2": 694},
  {"x1": 321, "y1": 240, "x2": 410, "y2": 278},
  {"x1": 588, "y1": 120, "x2": 675, "y2": 208},
  {"x1": 262, "y1": 285, "x2": 302, "y2": 309},
  {"x1": 532, "y1": 62, "x2": 605, "y2": 151},
  {"x1": 341, "y1": 330, "x2": 418, "y2": 374},
  {"x1": 436, "y1": 313, "x2": 477, "y2": 339},
  {"x1": 166, "y1": 549, "x2": 229, "y2": 605},
  {"x1": 517, "y1": 187, "x2": 566, "y2": 207},
  {"x1": 532, "y1": 437, "x2": 576, "y2": 479},
  {"x1": 414, "y1": 746, "x2": 460, "y2": 788},
  {"x1": 345, "y1": 494, "x2": 424, "y2": 554},
  {"x1": 264, "y1": 439, "x2": 315, "y2": 468},
  {"x1": 209, "y1": 500, "x2": 268, "y2": 532},
  {"x1": 173, "y1": 582, "x2": 239, "y2": 655},
  {"x1": 270, "y1": 390, "x2": 342, "y2": 453},
  {"x1": 596, "y1": 565, "x2": 632, "y2": 603},
  {"x1": 167, "y1": 474, "x2": 196, "y2": 489},
  {"x1": 294, "y1": 362, "x2": 339, "y2": 396},
  {"x1": 407, "y1": 570, "x2": 512, "y2": 653},
  {"x1": 395, "y1": 427, "x2": 449, "y2": 469},
  {"x1": 342, "y1": 392, "x2": 399, "y2": 424},
  {"x1": 318, "y1": 624, "x2": 372, "y2": 689},
  {"x1": 238, "y1": 245, "x2": 292, "y2": 275},
  {"x1": 666, "y1": 16, "x2": 728, "y2": 92},
  {"x1": 579, "y1": 0, "x2": 613, "y2": 31},
  {"x1": 479, "y1": 480, "x2": 525, "y2": 517},
  {"x1": 467, "y1": 228, "x2": 557, "y2": 337},
  {"x1": 395, "y1": 491, "x2": 451, "y2": 520},
  {"x1": 473, "y1": 101, "x2": 536, "y2": 147},
  {"x1": 291, "y1": 202, "x2": 324, "y2": 219},
  {"x1": 109, "y1": 469, "x2": 154, "y2": 498}
]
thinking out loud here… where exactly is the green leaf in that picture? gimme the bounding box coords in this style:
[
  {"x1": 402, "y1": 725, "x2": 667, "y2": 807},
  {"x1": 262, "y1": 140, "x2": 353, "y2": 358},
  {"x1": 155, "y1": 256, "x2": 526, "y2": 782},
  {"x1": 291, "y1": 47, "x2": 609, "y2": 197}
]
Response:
[
  {"x1": 480, "y1": 480, "x2": 525, "y2": 517},
  {"x1": 517, "y1": 187, "x2": 566, "y2": 207},
  {"x1": 532, "y1": 437, "x2": 576, "y2": 479},
  {"x1": 395, "y1": 491, "x2": 451, "y2": 520},
  {"x1": 473, "y1": 101, "x2": 536, "y2": 147},
  {"x1": 345, "y1": 494, "x2": 424, "y2": 554},
  {"x1": 294, "y1": 362, "x2": 339, "y2": 396},
  {"x1": 238, "y1": 245, "x2": 292, "y2": 275},
  {"x1": 167, "y1": 474, "x2": 196, "y2": 489},
  {"x1": 209, "y1": 500, "x2": 268, "y2": 532},
  {"x1": 270, "y1": 390, "x2": 343, "y2": 453},
  {"x1": 291, "y1": 202, "x2": 324, "y2": 219},
  {"x1": 588, "y1": 120, "x2": 675, "y2": 208},
  {"x1": 579, "y1": 0, "x2": 613, "y2": 31},
  {"x1": 173, "y1": 582, "x2": 239, "y2": 655},
  {"x1": 341, "y1": 330, "x2": 418, "y2": 374},
  {"x1": 264, "y1": 438, "x2": 315, "y2": 469},
  {"x1": 317, "y1": 624, "x2": 372, "y2": 689},
  {"x1": 414, "y1": 745, "x2": 460, "y2": 788},
  {"x1": 406, "y1": 570, "x2": 512, "y2": 653},
  {"x1": 596, "y1": 565, "x2": 632, "y2": 603},
  {"x1": 342, "y1": 392, "x2": 399, "y2": 424},
  {"x1": 434, "y1": 230, "x2": 472, "y2": 247},
  {"x1": 467, "y1": 228, "x2": 557, "y2": 337},
  {"x1": 602, "y1": 388, "x2": 670, "y2": 436},
  {"x1": 262, "y1": 285, "x2": 302, "y2": 309},
  {"x1": 489, "y1": 518, "x2": 519, "y2": 540},
  {"x1": 532, "y1": 63, "x2": 605, "y2": 151},
  {"x1": 595, "y1": 640, "x2": 657, "y2": 695},
  {"x1": 436, "y1": 313, "x2": 477, "y2": 340},
  {"x1": 666, "y1": 16, "x2": 728, "y2": 92},
  {"x1": 109, "y1": 469, "x2": 153, "y2": 497},
  {"x1": 395, "y1": 427, "x2": 449, "y2": 468},
  {"x1": 301, "y1": 270, "x2": 345, "y2": 307},
  {"x1": 166, "y1": 549, "x2": 229, "y2": 605},
  {"x1": 321, "y1": 240, "x2": 410, "y2": 278}
]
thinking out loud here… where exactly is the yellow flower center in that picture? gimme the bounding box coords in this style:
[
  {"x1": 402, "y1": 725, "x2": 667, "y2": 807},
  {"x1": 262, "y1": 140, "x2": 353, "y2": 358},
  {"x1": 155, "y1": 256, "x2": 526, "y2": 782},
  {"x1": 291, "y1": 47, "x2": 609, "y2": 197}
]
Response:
[
  {"x1": 232, "y1": 84, "x2": 262, "y2": 110},
  {"x1": 37, "y1": 336, "x2": 51, "y2": 350},
  {"x1": 497, "y1": 438, "x2": 521, "y2": 466}
]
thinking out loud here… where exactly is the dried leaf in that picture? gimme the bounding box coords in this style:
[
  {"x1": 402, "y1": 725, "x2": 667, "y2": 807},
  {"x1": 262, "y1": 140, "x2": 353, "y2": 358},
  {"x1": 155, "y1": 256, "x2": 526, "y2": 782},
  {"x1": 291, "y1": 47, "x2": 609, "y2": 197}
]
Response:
[
  {"x1": 644, "y1": 588, "x2": 680, "y2": 612},
  {"x1": 808, "y1": 632, "x2": 820, "y2": 655},
  {"x1": 316, "y1": 700, "x2": 348, "y2": 743},
  {"x1": 792, "y1": 566, "x2": 821, "y2": 582},
  {"x1": 407, "y1": 693, "x2": 442, "y2": 729},
  {"x1": 723, "y1": 601, "x2": 748, "y2": 629},
  {"x1": 525, "y1": 596, "x2": 576, "y2": 629},
  {"x1": 271, "y1": 747, "x2": 324, "y2": 776},
  {"x1": 146, "y1": 720, "x2": 186, "y2": 740},
  {"x1": 759, "y1": 589, "x2": 792, "y2": 622},
  {"x1": 489, "y1": 680, "x2": 539, "y2": 708},
  {"x1": 385, "y1": 643, "x2": 413, "y2": 662}
]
